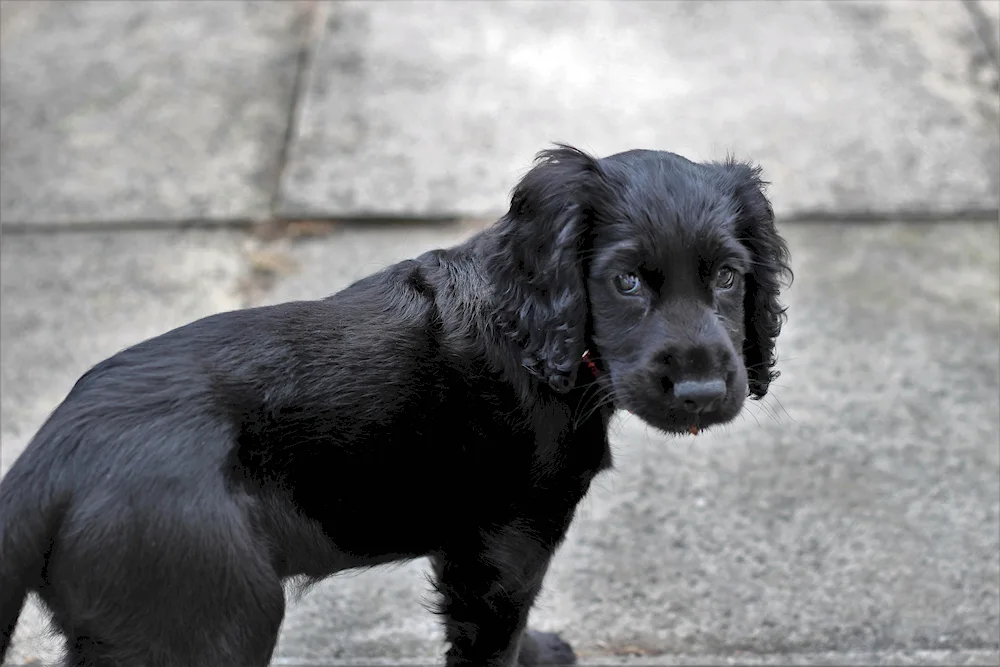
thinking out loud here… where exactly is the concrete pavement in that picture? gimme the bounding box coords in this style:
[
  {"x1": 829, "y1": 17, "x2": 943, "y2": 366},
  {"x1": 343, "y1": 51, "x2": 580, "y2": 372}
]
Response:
[
  {"x1": 1, "y1": 0, "x2": 997, "y2": 228},
  {"x1": 277, "y1": 0, "x2": 999, "y2": 220},
  {"x1": 0, "y1": 1, "x2": 311, "y2": 226},
  {"x1": 1, "y1": 0, "x2": 998, "y2": 665}
]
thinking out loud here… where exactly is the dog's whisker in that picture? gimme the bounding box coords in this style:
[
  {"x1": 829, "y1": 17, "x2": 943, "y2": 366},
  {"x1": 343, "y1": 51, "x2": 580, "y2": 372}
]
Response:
[
  {"x1": 754, "y1": 399, "x2": 783, "y2": 425},
  {"x1": 572, "y1": 380, "x2": 611, "y2": 427},
  {"x1": 765, "y1": 393, "x2": 795, "y2": 423},
  {"x1": 575, "y1": 389, "x2": 619, "y2": 428},
  {"x1": 740, "y1": 402, "x2": 764, "y2": 428},
  {"x1": 760, "y1": 396, "x2": 784, "y2": 421}
]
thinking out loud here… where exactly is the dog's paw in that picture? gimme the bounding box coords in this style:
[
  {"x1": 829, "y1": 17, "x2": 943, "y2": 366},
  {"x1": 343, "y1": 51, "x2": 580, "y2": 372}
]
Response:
[{"x1": 518, "y1": 629, "x2": 577, "y2": 666}]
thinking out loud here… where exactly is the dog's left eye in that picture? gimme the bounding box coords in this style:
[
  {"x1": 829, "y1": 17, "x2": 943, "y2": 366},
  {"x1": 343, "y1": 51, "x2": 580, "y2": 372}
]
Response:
[
  {"x1": 613, "y1": 272, "x2": 642, "y2": 295},
  {"x1": 714, "y1": 267, "x2": 737, "y2": 290}
]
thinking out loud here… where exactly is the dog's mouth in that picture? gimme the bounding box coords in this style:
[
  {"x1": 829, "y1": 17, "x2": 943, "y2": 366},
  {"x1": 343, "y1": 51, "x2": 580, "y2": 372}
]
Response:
[
  {"x1": 628, "y1": 404, "x2": 734, "y2": 436},
  {"x1": 581, "y1": 355, "x2": 745, "y2": 435},
  {"x1": 611, "y1": 376, "x2": 746, "y2": 436}
]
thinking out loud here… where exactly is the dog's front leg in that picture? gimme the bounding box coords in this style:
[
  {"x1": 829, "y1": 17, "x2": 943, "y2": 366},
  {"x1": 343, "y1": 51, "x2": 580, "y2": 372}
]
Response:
[{"x1": 431, "y1": 525, "x2": 576, "y2": 667}]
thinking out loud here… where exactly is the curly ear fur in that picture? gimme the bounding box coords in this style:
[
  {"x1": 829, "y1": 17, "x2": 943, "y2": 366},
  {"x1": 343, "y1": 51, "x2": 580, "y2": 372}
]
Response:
[
  {"x1": 486, "y1": 144, "x2": 603, "y2": 393},
  {"x1": 722, "y1": 159, "x2": 793, "y2": 399}
]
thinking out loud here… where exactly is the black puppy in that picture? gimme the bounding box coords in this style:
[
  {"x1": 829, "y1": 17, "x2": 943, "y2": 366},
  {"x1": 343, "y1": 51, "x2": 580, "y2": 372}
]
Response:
[{"x1": 0, "y1": 145, "x2": 791, "y2": 667}]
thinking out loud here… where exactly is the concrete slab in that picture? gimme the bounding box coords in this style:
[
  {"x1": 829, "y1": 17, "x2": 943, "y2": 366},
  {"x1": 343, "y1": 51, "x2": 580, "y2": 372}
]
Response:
[
  {"x1": 970, "y1": 1, "x2": 999, "y2": 60},
  {"x1": 0, "y1": 1, "x2": 312, "y2": 228},
  {"x1": 577, "y1": 650, "x2": 1000, "y2": 666},
  {"x1": 267, "y1": 648, "x2": 1000, "y2": 666},
  {"x1": 236, "y1": 220, "x2": 999, "y2": 662},
  {"x1": 278, "y1": 0, "x2": 999, "y2": 221},
  {"x1": 0, "y1": 229, "x2": 250, "y2": 663},
  {"x1": 2, "y1": 221, "x2": 997, "y2": 664}
]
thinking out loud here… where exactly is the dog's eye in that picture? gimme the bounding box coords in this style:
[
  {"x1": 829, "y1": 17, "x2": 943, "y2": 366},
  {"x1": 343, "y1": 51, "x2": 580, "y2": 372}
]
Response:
[
  {"x1": 613, "y1": 272, "x2": 642, "y2": 295},
  {"x1": 714, "y1": 267, "x2": 736, "y2": 290}
]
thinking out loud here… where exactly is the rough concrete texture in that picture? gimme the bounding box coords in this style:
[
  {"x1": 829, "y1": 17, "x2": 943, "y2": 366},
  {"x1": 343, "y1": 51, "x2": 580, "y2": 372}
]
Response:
[
  {"x1": 971, "y1": 1, "x2": 1000, "y2": 56},
  {"x1": 0, "y1": 229, "x2": 251, "y2": 664},
  {"x1": 2, "y1": 221, "x2": 998, "y2": 664},
  {"x1": 0, "y1": 1, "x2": 310, "y2": 227},
  {"x1": 278, "y1": 0, "x2": 1000, "y2": 221},
  {"x1": 267, "y1": 649, "x2": 1000, "y2": 666}
]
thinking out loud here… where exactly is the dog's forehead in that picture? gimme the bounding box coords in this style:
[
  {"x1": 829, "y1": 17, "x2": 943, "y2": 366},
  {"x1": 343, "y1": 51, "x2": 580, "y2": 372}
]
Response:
[
  {"x1": 597, "y1": 151, "x2": 740, "y2": 261},
  {"x1": 604, "y1": 150, "x2": 729, "y2": 212},
  {"x1": 603, "y1": 148, "x2": 704, "y2": 181}
]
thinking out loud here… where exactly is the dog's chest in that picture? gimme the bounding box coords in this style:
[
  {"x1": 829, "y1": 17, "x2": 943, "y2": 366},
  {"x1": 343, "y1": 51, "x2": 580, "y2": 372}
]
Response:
[{"x1": 234, "y1": 382, "x2": 610, "y2": 568}]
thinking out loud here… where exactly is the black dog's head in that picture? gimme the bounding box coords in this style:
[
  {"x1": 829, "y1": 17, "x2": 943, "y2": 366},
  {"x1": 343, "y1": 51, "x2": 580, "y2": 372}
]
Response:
[{"x1": 488, "y1": 144, "x2": 792, "y2": 434}]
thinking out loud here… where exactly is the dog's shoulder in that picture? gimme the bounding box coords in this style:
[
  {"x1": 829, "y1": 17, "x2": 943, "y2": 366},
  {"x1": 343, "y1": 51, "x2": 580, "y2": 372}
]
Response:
[{"x1": 331, "y1": 254, "x2": 441, "y2": 311}]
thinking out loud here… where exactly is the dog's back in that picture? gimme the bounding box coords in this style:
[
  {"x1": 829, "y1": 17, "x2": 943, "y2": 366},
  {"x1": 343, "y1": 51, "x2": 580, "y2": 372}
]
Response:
[
  {"x1": 0, "y1": 252, "x2": 520, "y2": 665},
  {"x1": 0, "y1": 307, "x2": 280, "y2": 664},
  {"x1": 1, "y1": 413, "x2": 67, "y2": 658}
]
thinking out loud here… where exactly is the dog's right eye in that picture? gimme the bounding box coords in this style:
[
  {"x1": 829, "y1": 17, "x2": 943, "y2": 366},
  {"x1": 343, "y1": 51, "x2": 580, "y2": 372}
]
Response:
[{"x1": 613, "y1": 272, "x2": 642, "y2": 295}]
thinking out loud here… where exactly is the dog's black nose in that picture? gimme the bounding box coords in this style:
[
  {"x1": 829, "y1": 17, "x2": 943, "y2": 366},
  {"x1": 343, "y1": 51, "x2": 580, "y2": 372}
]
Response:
[{"x1": 673, "y1": 379, "x2": 726, "y2": 413}]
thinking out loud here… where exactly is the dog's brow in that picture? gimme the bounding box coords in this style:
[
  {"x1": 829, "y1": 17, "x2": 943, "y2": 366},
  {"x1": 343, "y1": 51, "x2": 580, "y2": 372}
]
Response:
[
  {"x1": 596, "y1": 241, "x2": 644, "y2": 272},
  {"x1": 709, "y1": 238, "x2": 752, "y2": 271}
]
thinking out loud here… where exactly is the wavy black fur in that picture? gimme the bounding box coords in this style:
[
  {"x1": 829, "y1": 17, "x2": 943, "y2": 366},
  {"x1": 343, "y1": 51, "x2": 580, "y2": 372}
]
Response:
[{"x1": 715, "y1": 157, "x2": 794, "y2": 399}]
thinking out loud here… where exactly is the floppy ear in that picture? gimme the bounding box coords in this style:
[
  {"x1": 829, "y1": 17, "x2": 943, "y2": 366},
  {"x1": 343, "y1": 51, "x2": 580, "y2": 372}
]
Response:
[
  {"x1": 724, "y1": 160, "x2": 793, "y2": 399},
  {"x1": 486, "y1": 144, "x2": 603, "y2": 393}
]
